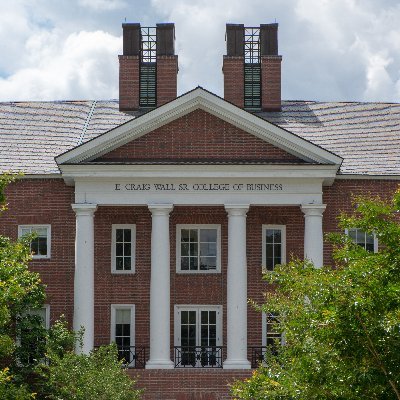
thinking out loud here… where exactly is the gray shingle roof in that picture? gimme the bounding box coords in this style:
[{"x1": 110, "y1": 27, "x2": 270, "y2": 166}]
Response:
[{"x1": 0, "y1": 99, "x2": 399, "y2": 176}]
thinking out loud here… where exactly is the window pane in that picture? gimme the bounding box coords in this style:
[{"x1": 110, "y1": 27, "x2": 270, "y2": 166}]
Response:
[
  {"x1": 273, "y1": 230, "x2": 281, "y2": 243},
  {"x1": 38, "y1": 237, "x2": 47, "y2": 255},
  {"x1": 21, "y1": 228, "x2": 31, "y2": 235},
  {"x1": 181, "y1": 311, "x2": 188, "y2": 324},
  {"x1": 201, "y1": 311, "x2": 208, "y2": 323},
  {"x1": 181, "y1": 243, "x2": 189, "y2": 256},
  {"x1": 189, "y1": 243, "x2": 198, "y2": 256},
  {"x1": 265, "y1": 230, "x2": 274, "y2": 243},
  {"x1": 123, "y1": 229, "x2": 131, "y2": 242},
  {"x1": 266, "y1": 258, "x2": 274, "y2": 271},
  {"x1": 31, "y1": 239, "x2": 39, "y2": 255},
  {"x1": 116, "y1": 309, "x2": 131, "y2": 324},
  {"x1": 200, "y1": 257, "x2": 216, "y2": 270},
  {"x1": 116, "y1": 324, "x2": 123, "y2": 336},
  {"x1": 122, "y1": 324, "x2": 130, "y2": 336},
  {"x1": 200, "y1": 229, "x2": 217, "y2": 242},
  {"x1": 266, "y1": 243, "x2": 273, "y2": 258},
  {"x1": 200, "y1": 242, "x2": 216, "y2": 257},
  {"x1": 181, "y1": 257, "x2": 189, "y2": 270},
  {"x1": 348, "y1": 229, "x2": 357, "y2": 241},
  {"x1": 116, "y1": 243, "x2": 123, "y2": 256},
  {"x1": 181, "y1": 229, "x2": 190, "y2": 242},
  {"x1": 189, "y1": 229, "x2": 198, "y2": 242},
  {"x1": 116, "y1": 257, "x2": 123, "y2": 270},
  {"x1": 123, "y1": 257, "x2": 131, "y2": 270},
  {"x1": 189, "y1": 311, "x2": 196, "y2": 324},
  {"x1": 365, "y1": 242, "x2": 374, "y2": 252},
  {"x1": 274, "y1": 243, "x2": 281, "y2": 259},
  {"x1": 209, "y1": 312, "x2": 216, "y2": 324},
  {"x1": 116, "y1": 229, "x2": 124, "y2": 242},
  {"x1": 190, "y1": 257, "x2": 198, "y2": 270},
  {"x1": 124, "y1": 243, "x2": 131, "y2": 256},
  {"x1": 35, "y1": 228, "x2": 47, "y2": 237}
]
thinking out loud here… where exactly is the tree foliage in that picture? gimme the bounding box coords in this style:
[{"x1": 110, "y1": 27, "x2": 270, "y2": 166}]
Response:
[
  {"x1": 0, "y1": 175, "x2": 143, "y2": 399},
  {"x1": 232, "y1": 190, "x2": 400, "y2": 399}
]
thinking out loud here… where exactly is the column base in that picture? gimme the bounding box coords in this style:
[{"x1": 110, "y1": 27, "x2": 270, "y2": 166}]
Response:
[
  {"x1": 145, "y1": 359, "x2": 174, "y2": 369},
  {"x1": 223, "y1": 359, "x2": 251, "y2": 370}
]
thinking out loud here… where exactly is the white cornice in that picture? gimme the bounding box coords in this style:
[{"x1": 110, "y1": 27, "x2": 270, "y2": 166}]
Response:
[
  {"x1": 55, "y1": 88, "x2": 342, "y2": 166},
  {"x1": 59, "y1": 163, "x2": 339, "y2": 186}
]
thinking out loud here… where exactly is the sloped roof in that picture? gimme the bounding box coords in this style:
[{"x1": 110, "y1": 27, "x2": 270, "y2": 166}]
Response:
[{"x1": 0, "y1": 97, "x2": 399, "y2": 176}]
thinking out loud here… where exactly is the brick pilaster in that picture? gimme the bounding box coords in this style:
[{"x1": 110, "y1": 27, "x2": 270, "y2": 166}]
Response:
[
  {"x1": 157, "y1": 55, "x2": 178, "y2": 107},
  {"x1": 119, "y1": 55, "x2": 140, "y2": 111},
  {"x1": 261, "y1": 55, "x2": 282, "y2": 111},
  {"x1": 223, "y1": 56, "x2": 244, "y2": 108}
]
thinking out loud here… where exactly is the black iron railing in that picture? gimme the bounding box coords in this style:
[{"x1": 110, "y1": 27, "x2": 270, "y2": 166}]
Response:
[
  {"x1": 174, "y1": 346, "x2": 223, "y2": 368},
  {"x1": 250, "y1": 346, "x2": 267, "y2": 368},
  {"x1": 117, "y1": 346, "x2": 148, "y2": 369}
]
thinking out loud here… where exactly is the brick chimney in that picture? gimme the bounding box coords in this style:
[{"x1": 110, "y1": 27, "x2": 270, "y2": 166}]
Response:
[
  {"x1": 119, "y1": 23, "x2": 178, "y2": 111},
  {"x1": 223, "y1": 23, "x2": 282, "y2": 111}
]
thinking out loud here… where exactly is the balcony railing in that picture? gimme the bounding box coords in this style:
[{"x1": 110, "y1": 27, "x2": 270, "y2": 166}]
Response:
[
  {"x1": 117, "y1": 346, "x2": 149, "y2": 369},
  {"x1": 249, "y1": 346, "x2": 267, "y2": 368},
  {"x1": 174, "y1": 346, "x2": 224, "y2": 368}
]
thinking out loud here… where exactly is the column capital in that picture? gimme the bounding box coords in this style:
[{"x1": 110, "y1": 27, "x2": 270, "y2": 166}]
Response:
[
  {"x1": 148, "y1": 203, "x2": 173, "y2": 216},
  {"x1": 301, "y1": 204, "x2": 326, "y2": 217},
  {"x1": 225, "y1": 204, "x2": 250, "y2": 216},
  {"x1": 72, "y1": 203, "x2": 98, "y2": 216}
]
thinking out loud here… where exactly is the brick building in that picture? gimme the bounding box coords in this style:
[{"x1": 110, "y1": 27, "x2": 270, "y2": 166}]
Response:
[{"x1": 1, "y1": 23, "x2": 400, "y2": 399}]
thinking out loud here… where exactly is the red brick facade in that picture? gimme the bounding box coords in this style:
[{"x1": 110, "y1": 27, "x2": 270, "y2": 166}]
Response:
[
  {"x1": 95, "y1": 109, "x2": 302, "y2": 162},
  {"x1": 1, "y1": 177, "x2": 398, "y2": 398}
]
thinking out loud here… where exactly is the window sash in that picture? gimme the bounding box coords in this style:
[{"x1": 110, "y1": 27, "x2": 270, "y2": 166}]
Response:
[
  {"x1": 18, "y1": 225, "x2": 51, "y2": 259},
  {"x1": 262, "y1": 225, "x2": 286, "y2": 272},
  {"x1": 111, "y1": 225, "x2": 135, "y2": 273},
  {"x1": 177, "y1": 225, "x2": 221, "y2": 273},
  {"x1": 346, "y1": 228, "x2": 377, "y2": 252}
]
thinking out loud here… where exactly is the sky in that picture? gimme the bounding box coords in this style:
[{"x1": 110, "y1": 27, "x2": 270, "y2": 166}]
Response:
[{"x1": 1, "y1": 0, "x2": 400, "y2": 103}]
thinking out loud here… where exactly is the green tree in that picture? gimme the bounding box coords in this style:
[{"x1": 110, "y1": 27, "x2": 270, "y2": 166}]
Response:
[
  {"x1": 232, "y1": 190, "x2": 400, "y2": 399},
  {"x1": 0, "y1": 173, "x2": 45, "y2": 399},
  {"x1": 37, "y1": 319, "x2": 143, "y2": 400},
  {"x1": 0, "y1": 175, "x2": 143, "y2": 399}
]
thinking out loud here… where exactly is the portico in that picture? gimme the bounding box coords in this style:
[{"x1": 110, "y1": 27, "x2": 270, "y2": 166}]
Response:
[{"x1": 55, "y1": 87, "x2": 341, "y2": 368}]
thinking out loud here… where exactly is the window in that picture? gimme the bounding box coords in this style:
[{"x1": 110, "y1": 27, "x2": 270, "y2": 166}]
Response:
[
  {"x1": 111, "y1": 225, "x2": 135, "y2": 273},
  {"x1": 261, "y1": 312, "x2": 283, "y2": 363},
  {"x1": 346, "y1": 228, "x2": 378, "y2": 252},
  {"x1": 18, "y1": 305, "x2": 50, "y2": 365},
  {"x1": 262, "y1": 225, "x2": 286, "y2": 272},
  {"x1": 174, "y1": 305, "x2": 222, "y2": 367},
  {"x1": 111, "y1": 305, "x2": 135, "y2": 365},
  {"x1": 176, "y1": 225, "x2": 221, "y2": 273},
  {"x1": 18, "y1": 225, "x2": 51, "y2": 259}
]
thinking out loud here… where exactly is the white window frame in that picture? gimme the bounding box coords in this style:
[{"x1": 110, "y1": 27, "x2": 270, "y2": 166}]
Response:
[
  {"x1": 262, "y1": 311, "x2": 284, "y2": 347},
  {"x1": 345, "y1": 228, "x2": 378, "y2": 253},
  {"x1": 176, "y1": 224, "x2": 221, "y2": 274},
  {"x1": 18, "y1": 225, "x2": 51, "y2": 259},
  {"x1": 17, "y1": 304, "x2": 50, "y2": 347},
  {"x1": 262, "y1": 225, "x2": 286, "y2": 273},
  {"x1": 110, "y1": 304, "x2": 135, "y2": 347},
  {"x1": 174, "y1": 305, "x2": 223, "y2": 347},
  {"x1": 111, "y1": 224, "x2": 136, "y2": 274}
]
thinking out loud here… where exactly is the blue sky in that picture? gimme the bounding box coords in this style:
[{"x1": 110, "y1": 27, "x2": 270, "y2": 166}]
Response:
[{"x1": 1, "y1": 0, "x2": 400, "y2": 102}]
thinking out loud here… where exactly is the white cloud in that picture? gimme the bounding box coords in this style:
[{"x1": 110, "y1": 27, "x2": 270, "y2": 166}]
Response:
[
  {"x1": 79, "y1": 0, "x2": 127, "y2": 11},
  {"x1": 1, "y1": 0, "x2": 400, "y2": 102},
  {"x1": 0, "y1": 30, "x2": 121, "y2": 101}
]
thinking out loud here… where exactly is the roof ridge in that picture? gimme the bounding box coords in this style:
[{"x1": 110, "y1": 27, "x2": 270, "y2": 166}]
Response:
[{"x1": 78, "y1": 100, "x2": 97, "y2": 145}]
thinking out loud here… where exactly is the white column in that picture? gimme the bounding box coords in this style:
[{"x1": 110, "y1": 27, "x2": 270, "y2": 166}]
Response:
[
  {"x1": 71, "y1": 203, "x2": 97, "y2": 354},
  {"x1": 301, "y1": 204, "x2": 326, "y2": 268},
  {"x1": 223, "y1": 204, "x2": 251, "y2": 369},
  {"x1": 146, "y1": 204, "x2": 174, "y2": 369}
]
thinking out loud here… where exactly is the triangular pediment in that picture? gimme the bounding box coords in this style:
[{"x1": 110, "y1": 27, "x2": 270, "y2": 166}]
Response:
[{"x1": 56, "y1": 87, "x2": 342, "y2": 166}]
